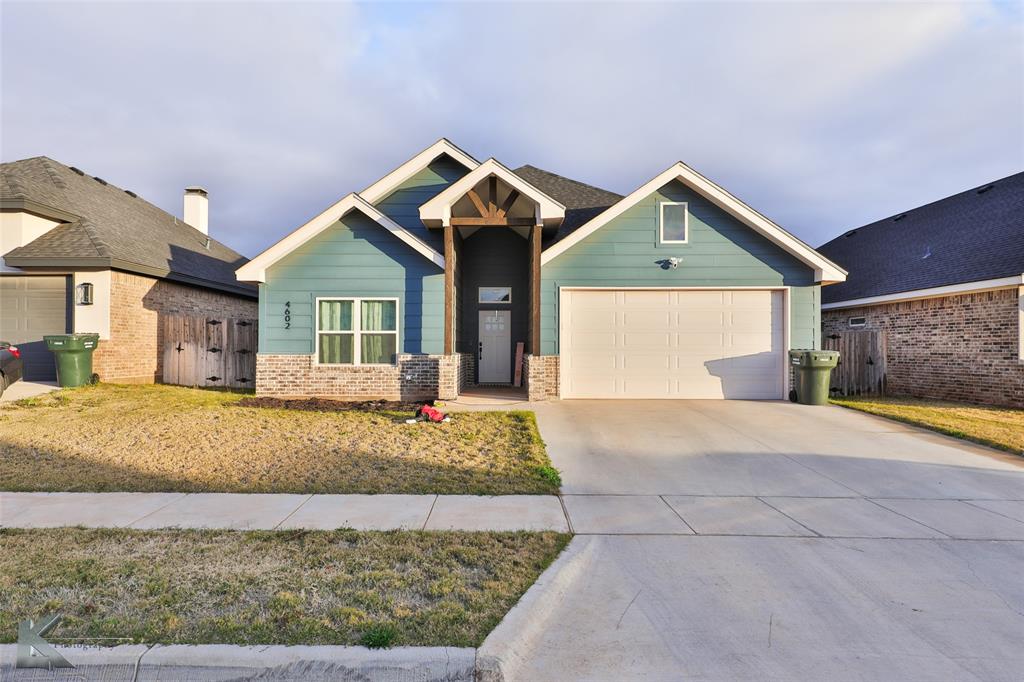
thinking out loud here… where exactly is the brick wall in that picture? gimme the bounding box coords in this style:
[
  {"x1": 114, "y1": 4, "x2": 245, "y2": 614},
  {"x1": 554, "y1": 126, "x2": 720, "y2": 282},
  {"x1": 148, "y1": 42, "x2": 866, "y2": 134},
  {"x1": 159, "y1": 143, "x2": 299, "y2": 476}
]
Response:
[
  {"x1": 92, "y1": 270, "x2": 256, "y2": 383},
  {"x1": 822, "y1": 287, "x2": 1022, "y2": 408},
  {"x1": 524, "y1": 354, "x2": 559, "y2": 401},
  {"x1": 257, "y1": 353, "x2": 470, "y2": 401}
]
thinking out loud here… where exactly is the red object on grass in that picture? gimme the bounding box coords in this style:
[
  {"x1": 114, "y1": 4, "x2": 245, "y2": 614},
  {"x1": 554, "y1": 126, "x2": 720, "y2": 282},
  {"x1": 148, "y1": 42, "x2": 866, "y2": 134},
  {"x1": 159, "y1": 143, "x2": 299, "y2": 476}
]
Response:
[{"x1": 417, "y1": 404, "x2": 446, "y2": 422}]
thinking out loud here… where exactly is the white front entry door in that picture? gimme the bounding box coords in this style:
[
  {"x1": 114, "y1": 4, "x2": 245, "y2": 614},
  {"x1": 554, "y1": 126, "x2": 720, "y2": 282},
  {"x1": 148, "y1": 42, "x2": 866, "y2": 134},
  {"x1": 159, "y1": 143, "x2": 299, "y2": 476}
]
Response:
[
  {"x1": 560, "y1": 289, "x2": 785, "y2": 399},
  {"x1": 478, "y1": 310, "x2": 511, "y2": 383}
]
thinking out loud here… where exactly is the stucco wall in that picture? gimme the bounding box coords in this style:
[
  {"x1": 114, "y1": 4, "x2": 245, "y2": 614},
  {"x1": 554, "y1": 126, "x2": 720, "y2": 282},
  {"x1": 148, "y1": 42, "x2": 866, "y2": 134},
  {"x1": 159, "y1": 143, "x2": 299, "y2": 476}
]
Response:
[
  {"x1": 822, "y1": 287, "x2": 1022, "y2": 407},
  {"x1": 0, "y1": 210, "x2": 61, "y2": 272}
]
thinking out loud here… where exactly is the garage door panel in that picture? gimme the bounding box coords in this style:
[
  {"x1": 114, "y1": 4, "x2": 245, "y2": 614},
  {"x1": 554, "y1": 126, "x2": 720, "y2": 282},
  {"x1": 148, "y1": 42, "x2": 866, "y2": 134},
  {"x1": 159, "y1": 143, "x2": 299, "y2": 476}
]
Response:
[
  {"x1": 621, "y1": 377, "x2": 673, "y2": 396},
  {"x1": 0, "y1": 275, "x2": 69, "y2": 381},
  {"x1": 562, "y1": 289, "x2": 784, "y2": 399},
  {"x1": 621, "y1": 353, "x2": 672, "y2": 371},
  {"x1": 572, "y1": 308, "x2": 617, "y2": 330},
  {"x1": 622, "y1": 290, "x2": 671, "y2": 307},
  {"x1": 568, "y1": 353, "x2": 618, "y2": 371},
  {"x1": 677, "y1": 310, "x2": 725, "y2": 327},
  {"x1": 569, "y1": 332, "x2": 618, "y2": 349},
  {"x1": 621, "y1": 311, "x2": 672, "y2": 328},
  {"x1": 622, "y1": 332, "x2": 672, "y2": 349}
]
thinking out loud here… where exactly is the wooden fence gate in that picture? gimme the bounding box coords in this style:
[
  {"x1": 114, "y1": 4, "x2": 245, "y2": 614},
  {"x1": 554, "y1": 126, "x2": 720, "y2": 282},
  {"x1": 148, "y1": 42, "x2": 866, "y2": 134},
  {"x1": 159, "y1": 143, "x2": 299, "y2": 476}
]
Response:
[
  {"x1": 823, "y1": 330, "x2": 887, "y2": 396},
  {"x1": 162, "y1": 315, "x2": 257, "y2": 389}
]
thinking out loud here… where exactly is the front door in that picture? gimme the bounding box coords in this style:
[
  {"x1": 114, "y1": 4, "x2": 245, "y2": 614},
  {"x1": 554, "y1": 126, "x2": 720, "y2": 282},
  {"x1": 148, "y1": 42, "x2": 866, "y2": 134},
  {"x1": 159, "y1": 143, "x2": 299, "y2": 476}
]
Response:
[{"x1": 478, "y1": 310, "x2": 511, "y2": 383}]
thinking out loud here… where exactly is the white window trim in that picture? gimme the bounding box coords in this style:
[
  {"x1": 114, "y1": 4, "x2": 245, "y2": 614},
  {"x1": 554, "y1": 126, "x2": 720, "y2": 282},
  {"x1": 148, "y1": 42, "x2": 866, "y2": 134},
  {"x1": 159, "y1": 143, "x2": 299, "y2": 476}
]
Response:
[
  {"x1": 314, "y1": 296, "x2": 399, "y2": 366},
  {"x1": 848, "y1": 316, "x2": 867, "y2": 328},
  {"x1": 659, "y1": 201, "x2": 689, "y2": 244},
  {"x1": 479, "y1": 286, "x2": 512, "y2": 304}
]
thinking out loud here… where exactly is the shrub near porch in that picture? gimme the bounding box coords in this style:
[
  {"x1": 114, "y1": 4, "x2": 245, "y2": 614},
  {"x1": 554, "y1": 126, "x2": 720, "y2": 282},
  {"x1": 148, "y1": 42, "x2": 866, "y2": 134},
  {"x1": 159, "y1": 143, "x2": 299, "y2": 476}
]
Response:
[{"x1": 0, "y1": 384, "x2": 559, "y2": 495}]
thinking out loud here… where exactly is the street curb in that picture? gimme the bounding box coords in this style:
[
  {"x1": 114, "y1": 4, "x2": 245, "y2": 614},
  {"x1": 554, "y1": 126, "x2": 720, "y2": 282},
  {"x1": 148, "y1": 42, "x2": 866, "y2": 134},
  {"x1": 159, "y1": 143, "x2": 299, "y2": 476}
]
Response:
[
  {"x1": 0, "y1": 644, "x2": 476, "y2": 681},
  {"x1": 475, "y1": 536, "x2": 597, "y2": 682}
]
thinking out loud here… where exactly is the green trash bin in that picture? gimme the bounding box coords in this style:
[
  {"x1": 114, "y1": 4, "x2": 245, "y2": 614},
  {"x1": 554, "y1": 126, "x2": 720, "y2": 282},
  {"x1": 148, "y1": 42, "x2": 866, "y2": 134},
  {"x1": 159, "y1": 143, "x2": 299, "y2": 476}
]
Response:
[
  {"x1": 44, "y1": 333, "x2": 100, "y2": 388},
  {"x1": 788, "y1": 349, "x2": 839, "y2": 406}
]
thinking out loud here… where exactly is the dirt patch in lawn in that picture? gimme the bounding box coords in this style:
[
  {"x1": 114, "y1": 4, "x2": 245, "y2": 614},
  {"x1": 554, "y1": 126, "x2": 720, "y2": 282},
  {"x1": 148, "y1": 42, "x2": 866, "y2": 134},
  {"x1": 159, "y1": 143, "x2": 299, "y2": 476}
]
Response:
[
  {"x1": 0, "y1": 527, "x2": 570, "y2": 647},
  {"x1": 0, "y1": 384, "x2": 560, "y2": 494},
  {"x1": 832, "y1": 396, "x2": 1024, "y2": 454},
  {"x1": 237, "y1": 397, "x2": 424, "y2": 413}
]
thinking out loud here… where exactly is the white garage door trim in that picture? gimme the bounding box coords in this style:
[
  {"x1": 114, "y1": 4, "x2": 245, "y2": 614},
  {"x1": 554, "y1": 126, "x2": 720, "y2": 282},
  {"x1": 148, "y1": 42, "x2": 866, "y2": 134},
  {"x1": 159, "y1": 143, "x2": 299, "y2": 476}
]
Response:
[{"x1": 558, "y1": 286, "x2": 791, "y2": 399}]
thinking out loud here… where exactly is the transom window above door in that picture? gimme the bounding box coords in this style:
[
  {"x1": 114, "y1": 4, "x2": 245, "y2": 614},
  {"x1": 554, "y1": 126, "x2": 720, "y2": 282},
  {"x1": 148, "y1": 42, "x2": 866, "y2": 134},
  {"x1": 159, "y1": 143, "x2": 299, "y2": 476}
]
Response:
[
  {"x1": 317, "y1": 298, "x2": 398, "y2": 365},
  {"x1": 479, "y1": 286, "x2": 512, "y2": 303}
]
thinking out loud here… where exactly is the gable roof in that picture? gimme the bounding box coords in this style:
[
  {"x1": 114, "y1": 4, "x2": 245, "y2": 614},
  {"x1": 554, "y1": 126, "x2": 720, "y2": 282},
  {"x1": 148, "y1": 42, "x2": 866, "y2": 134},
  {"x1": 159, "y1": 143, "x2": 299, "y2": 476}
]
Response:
[
  {"x1": 2, "y1": 156, "x2": 255, "y2": 297},
  {"x1": 360, "y1": 138, "x2": 478, "y2": 203},
  {"x1": 418, "y1": 158, "x2": 566, "y2": 227},
  {"x1": 513, "y1": 165, "x2": 623, "y2": 244},
  {"x1": 238, "y1": 139, "x2": 475, "y2": 283},
  {"x1": 235, "y1": 193, "x2": 444, "y2": 283},
  {"x1": 539, "y1": 161, "x2": 847, "y2": 283},
  {"x1": 818, "y1": 171, "x2": 1024, "y2": 305}
]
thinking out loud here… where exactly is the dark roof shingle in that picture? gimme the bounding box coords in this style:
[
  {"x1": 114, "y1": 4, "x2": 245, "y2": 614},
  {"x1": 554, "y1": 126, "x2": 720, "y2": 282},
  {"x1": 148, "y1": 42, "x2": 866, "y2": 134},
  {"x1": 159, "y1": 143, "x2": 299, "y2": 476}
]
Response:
[
  {"x1": 2, "y1": 156, "x2": 254, "y2": 297},
  {"x1": 818, "y1": 172, "x2": 1024, "y2": 303},
  {"x1": 513, "y1": 164, "x2": 622, "y2": 244}
]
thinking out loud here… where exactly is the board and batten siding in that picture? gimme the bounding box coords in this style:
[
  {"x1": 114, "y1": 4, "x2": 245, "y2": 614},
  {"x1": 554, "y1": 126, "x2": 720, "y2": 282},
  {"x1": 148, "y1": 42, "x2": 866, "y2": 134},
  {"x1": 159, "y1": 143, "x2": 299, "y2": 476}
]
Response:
[
  {"x1": 259, "y1": 210, "x2": 445, "y2": 356},
  {"x1": 540, "y1": 179, "x2": 821, "y2": 354}
]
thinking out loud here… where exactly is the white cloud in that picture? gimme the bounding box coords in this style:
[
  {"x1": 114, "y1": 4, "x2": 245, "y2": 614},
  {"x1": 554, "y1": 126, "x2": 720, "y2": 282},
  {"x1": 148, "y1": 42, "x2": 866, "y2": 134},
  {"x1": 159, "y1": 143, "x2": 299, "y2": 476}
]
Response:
[{"x1": 2, "y1": 1, "x2": 1021, "y2": 255}]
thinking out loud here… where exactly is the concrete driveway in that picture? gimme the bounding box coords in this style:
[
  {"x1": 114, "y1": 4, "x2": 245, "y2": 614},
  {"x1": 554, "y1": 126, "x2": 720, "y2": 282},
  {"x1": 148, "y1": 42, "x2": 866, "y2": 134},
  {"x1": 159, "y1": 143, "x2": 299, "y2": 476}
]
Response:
[{"x1": 484, "y1": 400, "x2": 1024, "y2": 681}]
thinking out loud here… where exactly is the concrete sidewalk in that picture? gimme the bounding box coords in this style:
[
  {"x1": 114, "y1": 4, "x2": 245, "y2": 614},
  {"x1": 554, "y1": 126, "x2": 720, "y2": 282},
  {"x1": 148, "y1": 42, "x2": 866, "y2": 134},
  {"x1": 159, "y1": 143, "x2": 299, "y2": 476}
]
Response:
[{"x1": 0, "y1": 492, "x2": 570, "y2": 532}]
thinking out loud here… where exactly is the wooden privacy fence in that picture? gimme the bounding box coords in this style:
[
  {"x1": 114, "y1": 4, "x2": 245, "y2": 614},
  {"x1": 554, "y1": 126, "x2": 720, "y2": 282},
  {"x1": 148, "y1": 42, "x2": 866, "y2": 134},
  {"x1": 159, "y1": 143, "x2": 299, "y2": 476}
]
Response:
[
  {"x1": 162, "y1": 315, "x2": 257, "y2": 389},
  {"x1": 824, "y1": 330, "x2": 887, "y2": 397}
]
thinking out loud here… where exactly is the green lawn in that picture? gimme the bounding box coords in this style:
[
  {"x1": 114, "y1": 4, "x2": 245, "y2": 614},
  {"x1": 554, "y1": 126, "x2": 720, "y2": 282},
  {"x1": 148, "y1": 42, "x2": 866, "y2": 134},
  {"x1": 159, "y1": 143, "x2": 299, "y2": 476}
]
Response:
[
  {"x1": 831, "y1": 396, "x2": 1024, "y2": 454},
  {"x1": 0, "y1": 528, "x2": 570, "y2": 647},
  {"x1": 0, "y1": 384, "x2": 560, "y2": 494}
]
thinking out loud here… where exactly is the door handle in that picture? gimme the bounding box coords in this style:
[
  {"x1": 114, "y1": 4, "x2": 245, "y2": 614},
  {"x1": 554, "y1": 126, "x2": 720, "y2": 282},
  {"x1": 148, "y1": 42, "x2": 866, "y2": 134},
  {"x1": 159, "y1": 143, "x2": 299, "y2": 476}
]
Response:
[{"x1": 478, "y1": 341, "x2": 483, "y2": 361}]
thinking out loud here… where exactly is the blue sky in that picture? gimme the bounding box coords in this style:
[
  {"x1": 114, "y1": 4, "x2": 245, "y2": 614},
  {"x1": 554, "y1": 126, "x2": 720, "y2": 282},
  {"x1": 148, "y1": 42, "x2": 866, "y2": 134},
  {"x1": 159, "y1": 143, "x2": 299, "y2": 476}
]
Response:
[{"x1": 2, "y1": 1, "x2": 1021, "y2": 257}]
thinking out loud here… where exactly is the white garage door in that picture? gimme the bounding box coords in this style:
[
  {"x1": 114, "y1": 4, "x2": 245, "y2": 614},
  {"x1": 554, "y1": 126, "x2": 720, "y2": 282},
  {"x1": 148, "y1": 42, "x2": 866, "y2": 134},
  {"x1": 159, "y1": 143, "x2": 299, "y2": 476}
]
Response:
[{"x1": 560, "y1": 289, "x2": 785, "y2": 399}]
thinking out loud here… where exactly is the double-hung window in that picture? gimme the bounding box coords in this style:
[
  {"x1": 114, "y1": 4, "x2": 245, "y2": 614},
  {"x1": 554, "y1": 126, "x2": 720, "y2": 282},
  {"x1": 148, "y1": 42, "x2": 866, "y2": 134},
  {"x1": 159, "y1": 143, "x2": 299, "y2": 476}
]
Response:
[{"x1": 317, "y1": 298, "x2": 398, "y2": 365}]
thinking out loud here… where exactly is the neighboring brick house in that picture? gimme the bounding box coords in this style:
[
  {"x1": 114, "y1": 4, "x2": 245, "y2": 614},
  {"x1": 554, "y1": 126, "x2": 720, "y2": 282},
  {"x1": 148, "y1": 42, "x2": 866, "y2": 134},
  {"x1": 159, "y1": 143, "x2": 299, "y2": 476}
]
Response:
[
  {"x1": 818, "y1": 172, "x2": 1023, "y2": 408},
  {"x1": 1, "y1": 157, "x2": 256, "y2": 382},
  {"x1": 237, "y1": 139, "x2": 844, "y2": 401}
]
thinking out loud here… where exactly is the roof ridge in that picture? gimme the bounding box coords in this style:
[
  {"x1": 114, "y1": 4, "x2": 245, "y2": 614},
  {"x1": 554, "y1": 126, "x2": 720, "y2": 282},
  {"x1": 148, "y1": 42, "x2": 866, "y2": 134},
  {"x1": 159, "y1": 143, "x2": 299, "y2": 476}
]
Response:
[
  {"x1": 76, "y1": 218, "x2": 113, "y2": 258},
  {"x1": 39, "y1": 157, "x2": 68, "y2": 190},
  {"x1": 823, "y1": 169, "x2": 1024, "y2": 246}
]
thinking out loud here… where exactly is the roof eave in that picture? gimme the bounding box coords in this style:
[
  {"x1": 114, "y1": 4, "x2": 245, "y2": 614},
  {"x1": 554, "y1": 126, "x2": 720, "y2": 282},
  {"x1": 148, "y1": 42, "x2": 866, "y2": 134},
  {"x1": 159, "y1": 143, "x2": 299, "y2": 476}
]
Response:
[{"x1": 0, "y1": 197, "x2": 80, "y2": 223}]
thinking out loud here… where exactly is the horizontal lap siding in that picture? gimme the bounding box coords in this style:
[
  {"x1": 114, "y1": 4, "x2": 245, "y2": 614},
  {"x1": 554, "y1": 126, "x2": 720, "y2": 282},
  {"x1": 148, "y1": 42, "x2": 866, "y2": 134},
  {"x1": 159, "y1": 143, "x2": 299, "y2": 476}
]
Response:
[
  {"x1": 258, "y1": 157, "x2": 467, "y2": 358},
  {"x1": 541, "y1": 179, "x2": 819, "y2": 354},
  {"x1": 259, "y1": 211, "x2": 444, "y2": 355}
]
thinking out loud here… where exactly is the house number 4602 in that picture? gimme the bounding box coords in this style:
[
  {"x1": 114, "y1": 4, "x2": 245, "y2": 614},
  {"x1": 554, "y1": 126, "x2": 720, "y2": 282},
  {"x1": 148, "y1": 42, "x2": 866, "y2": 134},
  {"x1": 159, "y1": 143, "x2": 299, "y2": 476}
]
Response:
[{"x1": 284, "y1": 301, "x2": 291, "y2": 329}]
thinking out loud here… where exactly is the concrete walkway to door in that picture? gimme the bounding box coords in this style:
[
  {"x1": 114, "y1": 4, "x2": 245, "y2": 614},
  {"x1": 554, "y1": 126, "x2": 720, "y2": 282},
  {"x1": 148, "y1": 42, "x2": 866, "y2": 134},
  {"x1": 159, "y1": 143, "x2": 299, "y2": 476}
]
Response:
[{"x1": 478, "y1": 400, "x2": 1024, "y2": 681}]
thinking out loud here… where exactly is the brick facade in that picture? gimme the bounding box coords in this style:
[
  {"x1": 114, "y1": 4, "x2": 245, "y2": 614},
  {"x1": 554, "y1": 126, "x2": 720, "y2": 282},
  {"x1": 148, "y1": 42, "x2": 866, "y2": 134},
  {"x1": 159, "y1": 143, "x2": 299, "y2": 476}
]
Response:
[
  {"x1": 822, "y1": 287, "x2": 1023, "y2": 408},
  {"x1": 524, "y1": 354, "x2": 560, "y2": 401},
  {"x1": 256, "y1": 352, "x2": 474, "y2": 401},
  {"x1": 93, "y1": 270, "x2": 256, "y2": 383}
]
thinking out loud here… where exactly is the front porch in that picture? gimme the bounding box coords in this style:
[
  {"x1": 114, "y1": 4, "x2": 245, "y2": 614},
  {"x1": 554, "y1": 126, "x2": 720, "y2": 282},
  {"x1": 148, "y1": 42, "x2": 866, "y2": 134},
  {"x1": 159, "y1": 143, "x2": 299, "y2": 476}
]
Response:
[{"x1": 420, "y1": 160, "x2": 565, "y2": 396}]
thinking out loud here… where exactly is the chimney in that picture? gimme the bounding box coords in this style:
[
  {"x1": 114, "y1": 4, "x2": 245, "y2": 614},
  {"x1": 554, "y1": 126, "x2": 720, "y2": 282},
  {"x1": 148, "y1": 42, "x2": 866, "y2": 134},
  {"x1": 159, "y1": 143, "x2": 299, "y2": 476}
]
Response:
[{"x1": 183, "y1": 186, "x2": 209, "y2": 235}]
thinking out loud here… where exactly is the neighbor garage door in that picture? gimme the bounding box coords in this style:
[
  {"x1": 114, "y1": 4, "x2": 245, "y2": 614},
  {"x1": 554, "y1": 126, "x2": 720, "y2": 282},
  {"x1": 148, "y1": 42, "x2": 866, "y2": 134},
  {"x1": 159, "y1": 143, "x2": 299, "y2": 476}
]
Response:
[
  {"x1": 560, "y1": 289, "x2": 785, "y2": 399},
  {"x1": 0, "y1": 276, "x2": 69, "y2": 381}
]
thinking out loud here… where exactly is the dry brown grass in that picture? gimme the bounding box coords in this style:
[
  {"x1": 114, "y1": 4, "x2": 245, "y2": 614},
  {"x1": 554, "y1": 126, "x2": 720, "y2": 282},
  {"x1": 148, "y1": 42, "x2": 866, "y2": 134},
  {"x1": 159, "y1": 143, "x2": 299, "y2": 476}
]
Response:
[
  {"x1": 0, "y1": 527, "x2": 570, "y2": 647},
  {"x1": 0, "y1": 384, "x2": 559, "y2": 494},
  {"x1": 832, "y1": 396, "x2": 1024, "y2": 454}
]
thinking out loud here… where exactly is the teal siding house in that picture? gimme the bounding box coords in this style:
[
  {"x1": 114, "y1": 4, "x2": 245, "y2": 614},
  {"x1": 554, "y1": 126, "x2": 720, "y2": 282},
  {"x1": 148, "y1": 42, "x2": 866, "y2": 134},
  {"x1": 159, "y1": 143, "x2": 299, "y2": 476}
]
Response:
[{"x1": 237, "y1": 139, "x2": 845, "y2": 401}]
